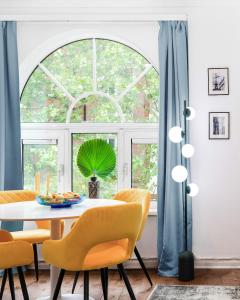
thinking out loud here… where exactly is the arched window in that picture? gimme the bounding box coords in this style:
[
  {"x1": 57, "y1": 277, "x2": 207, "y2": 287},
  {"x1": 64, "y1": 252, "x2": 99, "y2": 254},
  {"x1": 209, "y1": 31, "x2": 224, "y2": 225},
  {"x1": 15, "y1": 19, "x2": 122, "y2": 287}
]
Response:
[{"x1": 21, "y1": 38, "x2": 159, "y2": 200}]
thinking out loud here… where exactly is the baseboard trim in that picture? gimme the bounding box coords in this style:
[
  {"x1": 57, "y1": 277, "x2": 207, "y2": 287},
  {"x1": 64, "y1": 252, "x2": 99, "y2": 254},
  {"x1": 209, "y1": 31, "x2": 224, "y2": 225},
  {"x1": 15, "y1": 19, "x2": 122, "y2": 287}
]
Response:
[
  {"x1": 195, "y1": 259, "x2": 240, "y2": 269},
  {"x1": 29, "y1": 258, "x2": 240, "y2": 270}
]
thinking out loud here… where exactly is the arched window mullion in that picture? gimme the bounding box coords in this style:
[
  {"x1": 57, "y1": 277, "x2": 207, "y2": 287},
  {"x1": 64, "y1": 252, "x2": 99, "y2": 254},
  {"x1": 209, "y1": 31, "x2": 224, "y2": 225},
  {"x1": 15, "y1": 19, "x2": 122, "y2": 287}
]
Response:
[
  {"x1": 66, "y1": 91, "x2": 125, "y2": 123},
  {"x1": 116, "y1": 63, "x2": 152, "y2": 103},
  {"x1": 92, "y1": 38, "x2": 97, "y2": 92},
  {"x1": 38, "y1": 63, "x2": 77, "y2": 104}
]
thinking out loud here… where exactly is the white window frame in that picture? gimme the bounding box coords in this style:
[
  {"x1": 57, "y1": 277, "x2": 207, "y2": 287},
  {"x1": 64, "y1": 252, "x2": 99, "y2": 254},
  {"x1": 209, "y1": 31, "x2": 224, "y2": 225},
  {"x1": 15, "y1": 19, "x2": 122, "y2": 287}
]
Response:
[
  {"x1": 124, "y1": 130, "x2": 158, "y2": 194},
  {"x1": 21, "y1": 123, "x2": 158, "y2": 208},
  {"x1": 20, "y1": 37, "x2": 159, "y2": 212},
  {"x1": 21, "y1": 129, "x2": 66, "y2": 192}
]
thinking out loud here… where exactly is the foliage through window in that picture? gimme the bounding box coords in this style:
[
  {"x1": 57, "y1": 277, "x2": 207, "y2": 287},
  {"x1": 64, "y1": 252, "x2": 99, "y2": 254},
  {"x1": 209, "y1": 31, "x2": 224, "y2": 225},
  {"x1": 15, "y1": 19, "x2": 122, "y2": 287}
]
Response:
[
  {"x1": 132, "y1": 143, "x2": 158, "y2": 198},
  {"x1": 23, "y1": 143, "x2": 58, "y2": 194}
]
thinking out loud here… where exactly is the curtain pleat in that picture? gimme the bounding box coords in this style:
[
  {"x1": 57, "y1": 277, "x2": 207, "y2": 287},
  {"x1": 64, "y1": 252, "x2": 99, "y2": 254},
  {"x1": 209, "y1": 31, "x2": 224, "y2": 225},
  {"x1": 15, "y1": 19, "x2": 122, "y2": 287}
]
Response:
[
  {"x1": 0, "y1": 21, "x2": 23, "y2": 231},
  {"x1": 157, "y1": 21, "x2": 191, "y2": 277}
]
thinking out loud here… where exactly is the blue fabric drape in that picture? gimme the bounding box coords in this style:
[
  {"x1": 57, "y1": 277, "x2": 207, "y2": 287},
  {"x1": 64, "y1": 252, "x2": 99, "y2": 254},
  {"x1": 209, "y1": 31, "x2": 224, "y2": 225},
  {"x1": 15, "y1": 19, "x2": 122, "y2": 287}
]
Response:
[
  {"x1": 157, "y1": 21, "x2": 191, "y2": 277},
  {"x1": 0, "y1": 21, "x2": 23, "y2": 231}
]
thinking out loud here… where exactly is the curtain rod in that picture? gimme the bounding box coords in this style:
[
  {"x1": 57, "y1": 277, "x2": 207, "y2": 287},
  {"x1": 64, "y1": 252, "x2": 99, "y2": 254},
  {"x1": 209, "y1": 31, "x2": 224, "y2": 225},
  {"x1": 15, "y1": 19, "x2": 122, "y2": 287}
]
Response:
[{"x1": 0, "y1": 14, "x2": 188, "y2": 22}]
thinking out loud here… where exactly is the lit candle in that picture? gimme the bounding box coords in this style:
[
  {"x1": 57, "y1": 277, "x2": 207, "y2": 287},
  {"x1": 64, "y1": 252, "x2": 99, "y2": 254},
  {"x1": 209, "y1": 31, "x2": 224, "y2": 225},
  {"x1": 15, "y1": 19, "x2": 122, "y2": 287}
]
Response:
[
  {"x1": 35, "y1": 172, "x2": 41, "y2": 194},
  {"x1": 46, "y1": 175, "x2": 50, "y2": 195}
]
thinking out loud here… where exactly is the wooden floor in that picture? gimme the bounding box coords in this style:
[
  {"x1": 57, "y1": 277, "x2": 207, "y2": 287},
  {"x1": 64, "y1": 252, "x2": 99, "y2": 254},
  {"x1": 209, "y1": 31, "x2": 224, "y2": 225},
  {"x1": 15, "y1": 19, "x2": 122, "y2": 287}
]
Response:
[{"x1": 2, "y1": 269, "x2": 240, "y2": 299}]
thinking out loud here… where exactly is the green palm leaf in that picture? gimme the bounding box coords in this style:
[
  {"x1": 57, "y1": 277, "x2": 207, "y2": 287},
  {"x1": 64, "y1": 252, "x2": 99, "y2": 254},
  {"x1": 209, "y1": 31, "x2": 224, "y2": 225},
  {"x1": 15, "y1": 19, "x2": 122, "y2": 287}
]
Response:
[{"x1": 77, "y1": 139, "x2": 116, "y2": 179}]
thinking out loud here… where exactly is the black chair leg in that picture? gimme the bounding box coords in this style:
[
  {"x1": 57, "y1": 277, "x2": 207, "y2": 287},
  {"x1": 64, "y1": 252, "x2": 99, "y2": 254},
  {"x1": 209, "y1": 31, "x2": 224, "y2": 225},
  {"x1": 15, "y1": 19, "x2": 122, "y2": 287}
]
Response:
[
  {"x1": 72, "y1": 271, "x2": 80, "y2": 294},
  {"x1": 7, "y1": 268, "x2": 15, "y2": 300},
  {"x1": 104, "y1": 268, "x2": 108, "y2": 296},
  {"x1": 0, "y1": 269, "x2": 7, "y2": 300},
  {"x1": 117, "y1": 264, "x2": 136, "y2": 300},
  {"x1": 118, "y1": 268, "x2": 122, "y2": 280},
  {"x1": 134, "y1": 246, "x2": 153, "y2": 286},
  {"x1": 17, "y1": 267, "x2": 30, "y2": 300},
  {"x1": 32, "y1": 244, "x2": 39, "y2": 281},
  {"x1": 84, "y1": 271, "x2": 89, "y2": 300},
  {"x1": 100, "y1": 268, "x2": 108, "y2": 300},
  {"x1": 52, "y1": 269, "x2": 65, "y2": 300}
]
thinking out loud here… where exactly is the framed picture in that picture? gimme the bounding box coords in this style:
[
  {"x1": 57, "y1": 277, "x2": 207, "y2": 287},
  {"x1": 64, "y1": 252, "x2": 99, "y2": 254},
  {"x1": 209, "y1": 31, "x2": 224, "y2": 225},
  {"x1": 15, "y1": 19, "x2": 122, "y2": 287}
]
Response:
[
  {"x1": 208, "y1": 68, "x2": 229, "y2": 95},
  {"x1": 209, "y1": 112, "x2": 230, "y2": 139}
]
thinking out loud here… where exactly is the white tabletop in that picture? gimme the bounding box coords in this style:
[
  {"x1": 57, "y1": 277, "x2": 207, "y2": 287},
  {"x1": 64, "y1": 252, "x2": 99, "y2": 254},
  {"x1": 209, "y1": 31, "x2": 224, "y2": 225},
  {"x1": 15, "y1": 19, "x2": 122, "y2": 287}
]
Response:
[{"x1": 0, "y1": 198, "x2": 124, "y2": 221}]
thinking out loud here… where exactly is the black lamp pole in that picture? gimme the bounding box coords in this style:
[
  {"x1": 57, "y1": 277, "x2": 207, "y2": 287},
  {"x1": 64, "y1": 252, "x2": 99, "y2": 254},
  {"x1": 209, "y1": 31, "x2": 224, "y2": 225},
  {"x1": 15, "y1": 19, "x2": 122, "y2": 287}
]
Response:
[
  {"x1": 178, "y1": 100, "x2": 195, "y2": 281},
  {"x1": 183, "y1": 100, "x2": 188, "y2": 252}
]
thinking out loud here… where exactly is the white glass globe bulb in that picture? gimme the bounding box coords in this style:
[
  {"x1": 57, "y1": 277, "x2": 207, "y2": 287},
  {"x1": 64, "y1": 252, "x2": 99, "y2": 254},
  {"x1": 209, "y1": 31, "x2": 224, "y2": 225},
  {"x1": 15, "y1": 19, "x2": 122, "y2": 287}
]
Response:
[
  {"x1": 186, "y1": 107, "x2": 196, "y2": 120},
  {"x1": 187, "y1": 183, "x2": 199, "y2": 197},
  {"x1": 171, "y1": 165, "x2": 188, "y2": 183},
  {"x1": 168, "y1": 126, "x2": 183, "y2": 143},
  {"x1": 182, "y1": 144, "x2": 195, "y2": 158}
]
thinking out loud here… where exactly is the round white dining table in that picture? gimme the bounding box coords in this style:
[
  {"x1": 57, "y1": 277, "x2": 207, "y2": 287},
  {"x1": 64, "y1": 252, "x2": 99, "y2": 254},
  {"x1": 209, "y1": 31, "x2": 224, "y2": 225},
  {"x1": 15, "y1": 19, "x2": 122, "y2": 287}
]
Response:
[{"x1": 0, "y1": 198, "x2": 124, "y2": 300}]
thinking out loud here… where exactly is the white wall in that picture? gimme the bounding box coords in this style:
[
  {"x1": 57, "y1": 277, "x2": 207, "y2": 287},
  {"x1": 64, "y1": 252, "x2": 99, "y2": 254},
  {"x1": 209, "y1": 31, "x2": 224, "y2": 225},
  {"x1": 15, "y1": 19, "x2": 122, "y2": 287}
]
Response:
[
  {"x1": 5, "y1": 0, "x2": 240, "y2": 267},
  {"x1": 189, "y1": 8, "x2": 240, "y2": 262}
]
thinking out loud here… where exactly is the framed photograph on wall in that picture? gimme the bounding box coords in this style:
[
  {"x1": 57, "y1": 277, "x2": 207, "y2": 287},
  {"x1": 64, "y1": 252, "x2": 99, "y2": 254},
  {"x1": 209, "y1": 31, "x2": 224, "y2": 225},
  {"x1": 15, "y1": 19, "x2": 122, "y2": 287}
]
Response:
[
  {"x1": 208, "y1": 68, "x2": 229, "y2": 95},
  {"x1": 209, "y1": 112, "x2": 230, "y2": 140}
]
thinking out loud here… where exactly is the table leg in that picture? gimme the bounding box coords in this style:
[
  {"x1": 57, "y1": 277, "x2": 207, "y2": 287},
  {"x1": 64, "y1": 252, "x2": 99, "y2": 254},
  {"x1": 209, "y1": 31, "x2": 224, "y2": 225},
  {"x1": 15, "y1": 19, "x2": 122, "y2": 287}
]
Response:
[
  {"x1": 50, "y1": 219, "x2": 62, "y2": 299},
  {"x1": 37, "y1": 219, "x2": 62, "y2": 300}
]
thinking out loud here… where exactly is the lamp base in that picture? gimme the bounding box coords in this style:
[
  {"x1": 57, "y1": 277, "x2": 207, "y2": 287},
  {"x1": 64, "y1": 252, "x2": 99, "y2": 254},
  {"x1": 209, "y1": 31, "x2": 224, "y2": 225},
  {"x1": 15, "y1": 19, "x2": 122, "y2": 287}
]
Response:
[{"x1": 178, "y1": 250, "x2": 194, "y2": 281}]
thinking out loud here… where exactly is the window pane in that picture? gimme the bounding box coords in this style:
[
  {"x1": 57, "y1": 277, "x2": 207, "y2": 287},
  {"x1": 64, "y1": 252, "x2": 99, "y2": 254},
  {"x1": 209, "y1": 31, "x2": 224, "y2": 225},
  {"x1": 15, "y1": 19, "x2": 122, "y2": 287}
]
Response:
[
  {"x1": 72, "y1": 133, "x2": 117, "y2": 198},
  {"x1": 121, "y1": 68, "x2": 159, "y2": 122},
  {"x1": 71, "y1": 95, "x2": 121, "y2": 122},
  {"x1": 42, "y1": 39, "x2": 93, "y2": 98},
  {"x1": 23, "y1": 144, "x2": 58, "y2": 194},
  {"x1": 21, "y1": 68, "x2": 68, "y2": 123},
  {"x1": 96, "y1": 39, "x2": 147, "y2": 97},
  {"x1": 132, "y1": 143, "x2": 158, "y2": 198}
]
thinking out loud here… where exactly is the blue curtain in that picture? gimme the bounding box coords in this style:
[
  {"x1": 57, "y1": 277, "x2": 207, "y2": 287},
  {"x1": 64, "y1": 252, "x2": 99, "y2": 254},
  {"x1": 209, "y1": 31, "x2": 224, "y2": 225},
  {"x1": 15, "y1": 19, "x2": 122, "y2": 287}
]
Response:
[
  {"x1": 157, "y1": 21, "x2": 191, "y2": 277},
  {"x1": 0, "y1": 21, "x2": 23, "y2": 231}
]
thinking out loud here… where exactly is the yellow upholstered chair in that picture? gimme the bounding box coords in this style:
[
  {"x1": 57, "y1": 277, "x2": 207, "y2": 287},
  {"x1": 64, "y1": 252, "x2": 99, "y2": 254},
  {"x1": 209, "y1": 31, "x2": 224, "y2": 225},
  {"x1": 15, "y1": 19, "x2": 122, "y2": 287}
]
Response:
[
  {"x1": 113, "y1": 188, "x2": 152, "y2": 286},
  {"x1": 0, "y1": 190, "x2": 64, "y2": 281},
  {"x1": 43, "y1": 203, "x2": 142, "y2": 300},
  {"x1": 0, "y1": 230, "x2": 33, "y2": 300}
]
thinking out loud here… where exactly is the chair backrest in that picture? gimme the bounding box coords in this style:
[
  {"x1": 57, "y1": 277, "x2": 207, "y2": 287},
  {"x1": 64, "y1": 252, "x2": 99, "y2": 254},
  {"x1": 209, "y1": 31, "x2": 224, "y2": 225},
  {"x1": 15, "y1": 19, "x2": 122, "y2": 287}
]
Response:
[
  {"x1": 113, "y1": 188, "x2": 151, "y2": 240},
  {"x1": 0, "y1": 190, "x2": 36, "y2": 203},
  {"x1": 0, "y1": 190, "x2": 50, "y2": 230},
  {"x1": 59, "y1": 203, "x2": 142, "y2": 270},
  {"x1": 0, "y1": 230, "x2": 13, "y2": 242}
]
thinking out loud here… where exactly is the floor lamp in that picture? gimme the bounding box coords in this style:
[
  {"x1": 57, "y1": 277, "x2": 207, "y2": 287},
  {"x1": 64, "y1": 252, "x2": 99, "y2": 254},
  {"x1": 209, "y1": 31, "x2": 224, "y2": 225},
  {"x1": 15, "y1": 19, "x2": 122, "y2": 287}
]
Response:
[{"x1": 168, "y1": 101, "x2": 199, "y2": 281}]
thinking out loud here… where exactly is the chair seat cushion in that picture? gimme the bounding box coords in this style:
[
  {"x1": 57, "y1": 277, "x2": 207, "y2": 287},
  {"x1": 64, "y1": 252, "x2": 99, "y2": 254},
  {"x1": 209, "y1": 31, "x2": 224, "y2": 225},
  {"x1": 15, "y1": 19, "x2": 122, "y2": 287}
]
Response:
[
  {"x1": 0, "y1": 241, "x2": 33, "y2": 269},
  {"x1": 12, "y1": 229, "x2": 51, "y2": 244},
  {"x1": 42, "y1": 238, "x2": 130, "y2": 271},
  {"x1": 83, "y1": 239, "x2": 129, "y2": 270}
]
